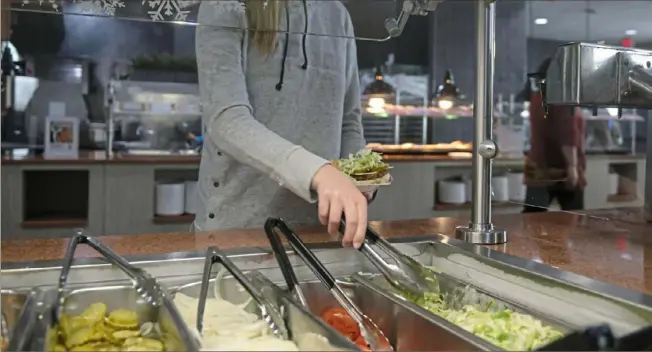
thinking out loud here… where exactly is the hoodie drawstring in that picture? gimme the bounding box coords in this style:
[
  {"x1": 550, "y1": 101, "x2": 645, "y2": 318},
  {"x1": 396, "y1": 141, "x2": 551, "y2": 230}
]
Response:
[
  {"x1": 301, "y1": 0, "x2": 308, "y2": 70},
  {"x1": 276, "y1": 0, "x2": 309, "y2": 91},
  {"x1": 275, "y1": 3, "x2": 291, "y2": 91}
]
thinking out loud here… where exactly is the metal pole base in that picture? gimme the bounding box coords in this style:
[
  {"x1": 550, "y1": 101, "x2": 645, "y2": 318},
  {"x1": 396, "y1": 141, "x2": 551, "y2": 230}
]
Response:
[{"x1": 455, "y1": 223, "x2": 507, "y2": 244}]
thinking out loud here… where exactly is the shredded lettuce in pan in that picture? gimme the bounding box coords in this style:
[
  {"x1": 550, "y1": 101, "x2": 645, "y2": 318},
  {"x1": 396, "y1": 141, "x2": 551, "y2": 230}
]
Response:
[
  {"x1": 333, "y1": 149, "x2": 388, "y2": 175},
  {"x1": 401, "y1": 290, "x2": 563, "y2": 350}
]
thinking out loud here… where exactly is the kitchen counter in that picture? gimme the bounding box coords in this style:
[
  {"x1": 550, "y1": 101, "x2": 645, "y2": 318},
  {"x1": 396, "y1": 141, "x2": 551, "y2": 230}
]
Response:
[
  {"x1": 0, "y1": 151, "x2": 490, "y2": 165},
  {"x1": 0, "y1": 151, "x2": 201, "y2": 165},
  {"x1": 2, "y1": 150, "x2": 645, "y2": 165},
  {"x1": 2, "y1": 151, "x2": 645, "y2": 238},
  {"x1": 2, "y1": 209, "x2": 651, "y2": 295}
]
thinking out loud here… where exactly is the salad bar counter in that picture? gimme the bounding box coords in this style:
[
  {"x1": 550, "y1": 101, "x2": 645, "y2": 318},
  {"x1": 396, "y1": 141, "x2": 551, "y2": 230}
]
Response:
[{"x1": 2, "y1": 220, "x2": 651, "y2": 351}]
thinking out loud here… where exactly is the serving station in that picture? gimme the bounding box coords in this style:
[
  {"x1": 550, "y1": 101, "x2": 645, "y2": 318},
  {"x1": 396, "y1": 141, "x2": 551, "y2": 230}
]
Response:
[
  {"x1": 2, "y1": 0, "x2": 652, "y2": 351},
  {"x1": 2, "y1": 219, "x2": 652, "y2": 351}
]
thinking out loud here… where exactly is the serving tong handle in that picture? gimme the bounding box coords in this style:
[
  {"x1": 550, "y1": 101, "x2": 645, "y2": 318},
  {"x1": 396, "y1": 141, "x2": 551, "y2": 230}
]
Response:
[
  {"x1": 339, "y1": 219, "x2": 437, "y2": 297},
  {"x1": 263, "y1": 219, "x2": 309, "y2": 308},
  {"x1": 55, "y1": 231, "x2": 164, "y2": 324},
  {"x1": 264, "y1": 218, "x2": 393, "y2": 351},
  {"x1": 197, "y1": 246, "x2": 289, "y2": 340}
]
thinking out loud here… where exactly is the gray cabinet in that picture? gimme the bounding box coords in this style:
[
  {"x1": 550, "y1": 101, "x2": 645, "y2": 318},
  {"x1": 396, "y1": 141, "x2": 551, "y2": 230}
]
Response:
[{"x1": 1, "y1": 155, "x2": 645, "y2": 240}]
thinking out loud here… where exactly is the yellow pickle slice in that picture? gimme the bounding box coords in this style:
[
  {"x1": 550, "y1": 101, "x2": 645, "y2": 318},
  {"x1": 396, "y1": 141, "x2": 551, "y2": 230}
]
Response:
[
  {"x1": 123, "y1": 337, "x2": 165, "y2": 351},
  {"x1": 80, "y1": 303, "x2": 108, "y2": 325},
  {"x1": 112, "y1": 329, "x2": 142, "y2": 342},
  {"x1": 106, "y1": 309, "x2": 139, "y2": 330},
  {"x1": 53, "y1": 302, "x2": 168, "y2": 352}
]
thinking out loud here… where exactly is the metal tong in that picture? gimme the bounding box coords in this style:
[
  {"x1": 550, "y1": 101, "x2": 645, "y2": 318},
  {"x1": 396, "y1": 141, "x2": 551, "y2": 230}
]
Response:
[
  {"x1": 264, "y1": 217, "x2": 393, "y2": 351},
  {"x1": 55, "y1": 231, "x2": 164, "y2": 323},
  {"x1": 54, "y1": 231, "x2": 198, "y2": 350},
  {"x1": 196, "y1": 246, "x2": 289, "y2": 340},
  {"x1": 339, "y1": 219, "x2": 439, "y2": 297}
]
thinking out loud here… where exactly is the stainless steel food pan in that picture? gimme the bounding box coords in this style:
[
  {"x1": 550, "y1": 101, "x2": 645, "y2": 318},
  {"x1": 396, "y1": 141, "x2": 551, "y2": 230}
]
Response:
[
  {"x1": 36, "y1": 285, "x2": 198, "y2": 352},
  {"x1": 1, "y1": 290, "x2": 28, "y2": 340},
  {"x1": 171, "y1": 272, "x2": 358, "y2": 351},
  {"x1": 294, "y1": 279, "x2": 495, "y2": 351}
]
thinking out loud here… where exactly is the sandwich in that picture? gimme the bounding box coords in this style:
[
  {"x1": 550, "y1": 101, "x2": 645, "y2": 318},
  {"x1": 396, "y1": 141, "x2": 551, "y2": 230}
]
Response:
[{"x1": 331, "y1": 149, "x2": 391, "y2": 182}]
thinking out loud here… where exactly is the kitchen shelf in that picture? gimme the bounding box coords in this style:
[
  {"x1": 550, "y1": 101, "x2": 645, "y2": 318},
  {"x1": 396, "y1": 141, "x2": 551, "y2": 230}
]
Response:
[
  {"x1": 21, "y1": 218, "x2": 88, "y2": 229},
  {"x1": 152, "y1": 214, "x2": 195, "y2": 224},
  {"x1": 23, "y1": 170, "x2": 89, "y2": 225}
]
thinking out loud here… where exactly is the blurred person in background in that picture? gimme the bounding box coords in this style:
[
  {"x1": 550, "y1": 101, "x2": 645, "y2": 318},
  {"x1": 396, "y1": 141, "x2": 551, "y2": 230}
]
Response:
[{"x1": 520, "y1": 57, "x2": 587, "y2": 212}]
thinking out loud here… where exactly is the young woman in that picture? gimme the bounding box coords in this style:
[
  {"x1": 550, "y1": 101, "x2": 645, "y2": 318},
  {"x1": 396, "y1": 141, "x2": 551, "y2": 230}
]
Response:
[
  {"x1": 521, "y1": 58, "x2": 587, "y2": 212},
  {"x1": 194, "y1": 0, "x2": 368, "y2": 247}
]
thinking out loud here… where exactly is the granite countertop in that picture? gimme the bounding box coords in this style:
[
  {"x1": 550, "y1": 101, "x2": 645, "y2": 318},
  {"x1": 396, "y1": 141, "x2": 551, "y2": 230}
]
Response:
[
  {"x1": 2, "y1": 151, "x2": 642, "y2": 165},
  {"x1": 0, "y1": 151, "x2": 487, "y2": 164},
  {"x1": 2, "y1": 209, "x2": 651, "y2": 295}
]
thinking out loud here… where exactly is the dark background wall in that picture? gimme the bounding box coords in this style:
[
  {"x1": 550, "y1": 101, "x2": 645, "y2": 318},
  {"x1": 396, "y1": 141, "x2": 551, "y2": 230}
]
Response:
[
  {"x1": 10, "y1": 2, "x2": 530, "y2": 95},
  {"x1": 7, "y1": 2, "x2": 649, "y2": 145},
  {"x1": 429, "y1": 1, "x2": 528, "y2": 99}
]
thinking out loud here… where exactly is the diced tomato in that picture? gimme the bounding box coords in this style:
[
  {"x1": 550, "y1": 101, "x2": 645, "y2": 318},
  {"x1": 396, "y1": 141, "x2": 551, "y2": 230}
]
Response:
[
  {"x1": 355, "y1": 335, "x2": 372, "y2": 351},
  {"x1": 321, "y1": 307, "x2": 361, "y2": 341}
]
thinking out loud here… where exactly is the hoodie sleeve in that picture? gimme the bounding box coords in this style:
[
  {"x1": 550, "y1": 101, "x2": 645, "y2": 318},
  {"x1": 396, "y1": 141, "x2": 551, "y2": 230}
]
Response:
[
  {"x1": 196, "y1": 1, "x2": 327, "y2": 202},
  {"x1": 339, "y1": 16, "x2": 366, "y2": 158}
]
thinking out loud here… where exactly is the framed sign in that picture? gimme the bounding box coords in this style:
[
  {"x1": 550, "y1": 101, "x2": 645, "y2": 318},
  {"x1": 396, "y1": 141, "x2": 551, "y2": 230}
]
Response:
[{"x1": 44, "y1": 116, "x2": 79, "y2": 159}]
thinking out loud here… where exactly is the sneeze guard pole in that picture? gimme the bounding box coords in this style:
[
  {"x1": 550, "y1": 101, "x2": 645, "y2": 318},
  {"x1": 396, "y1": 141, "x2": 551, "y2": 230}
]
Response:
[{"x1": 455, "y1": 0, "x2": 506, "y2": 244}]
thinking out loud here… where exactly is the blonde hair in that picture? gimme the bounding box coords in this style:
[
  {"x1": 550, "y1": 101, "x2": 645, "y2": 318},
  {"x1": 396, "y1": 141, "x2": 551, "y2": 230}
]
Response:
[{"x1": 245, "y1": 0, "x2": 282, "y2": 56}]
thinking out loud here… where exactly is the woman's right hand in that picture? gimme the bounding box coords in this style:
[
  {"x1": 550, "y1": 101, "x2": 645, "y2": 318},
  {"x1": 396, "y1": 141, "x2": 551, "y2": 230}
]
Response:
[{"x1": 311, "y1": 164, "x2": 368, "y2": 249}]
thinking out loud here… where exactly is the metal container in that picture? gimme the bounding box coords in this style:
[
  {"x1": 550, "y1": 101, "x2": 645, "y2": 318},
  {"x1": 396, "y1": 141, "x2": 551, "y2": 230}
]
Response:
[
  {"x1": 294, "y1": 279, "x2": 494, "y2": 351},
  {"x1": 170, "y1": 276, "x2": 358, "y2": 351},
  {"x1": 3, "y1": 235, "x2": 652, "y2": 350},
  {"x1": 401, "y1": 240, "x2": 652, "y2": 336},
  {"x1": 1, "y1": 290, "x2": 28, "y2": 347},
  {"x1": 545, "y1": 42, "x2": 652, "y2": 108},
  {"x1": 32, "y1": 285, "x2": 196, "y2": 352}
]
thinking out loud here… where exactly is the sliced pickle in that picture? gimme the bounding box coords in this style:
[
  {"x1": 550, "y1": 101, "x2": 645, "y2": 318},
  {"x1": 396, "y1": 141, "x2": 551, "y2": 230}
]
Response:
[
  {"x1": 124, "y1": 345, "x2": 159, "y2": 352},
  {"x1": 65, "y1": 326, "x2": 105, "y2": 349},
  {"x1": 53, "y1": 344, "x2": 67, "y2": 352},
  {"x1": 112, "y1": 330, "x2": 141, "y2": 340},
  {"x1": 69, "y1": 341, "x2": 115, "y2": 351},
  {"x1": 80, "y1": 303, "x2": 108, "y2": 325},
  {"x1": 106, "y1": 309, "x2": 139, "y2": 330},
  {"x1": 123, "y1": 337, "x2": 164, "y2": 351}
]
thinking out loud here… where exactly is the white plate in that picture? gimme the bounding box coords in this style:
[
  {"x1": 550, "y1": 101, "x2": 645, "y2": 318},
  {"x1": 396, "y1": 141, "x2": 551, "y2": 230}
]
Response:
[{"x1": 353, "y1": 173, "x2": 393, "y2": 193}]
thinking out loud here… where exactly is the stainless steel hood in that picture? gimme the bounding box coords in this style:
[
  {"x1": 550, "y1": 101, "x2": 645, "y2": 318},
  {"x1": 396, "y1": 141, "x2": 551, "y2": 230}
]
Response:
[
  {"x1": 539, "y1": 42, "x2": 652, "y2": 223},
  {"x1": 544, "y1": 42, "x2": 652, "y2": 109}
]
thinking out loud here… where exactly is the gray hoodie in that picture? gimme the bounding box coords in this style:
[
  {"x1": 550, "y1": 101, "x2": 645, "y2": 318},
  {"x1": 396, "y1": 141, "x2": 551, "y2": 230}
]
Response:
[{"x1": 194, "y1": 0, "x2": 365, "y2": 231}]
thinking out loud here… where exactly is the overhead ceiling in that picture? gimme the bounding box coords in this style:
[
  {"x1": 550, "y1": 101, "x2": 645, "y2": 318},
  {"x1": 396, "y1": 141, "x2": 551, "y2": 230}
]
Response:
[{"x1": 527, "y1": 0, "x2": 652, "y2": 43}]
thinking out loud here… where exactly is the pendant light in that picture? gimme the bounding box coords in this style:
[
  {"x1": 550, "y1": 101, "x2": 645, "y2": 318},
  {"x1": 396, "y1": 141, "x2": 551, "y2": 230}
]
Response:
[
  {"x1": 363, "y1": 66, "x2": 395, "y2": 111},
  {"x1": 433, "y1": 69, "x2": 461, "y2": 110}
]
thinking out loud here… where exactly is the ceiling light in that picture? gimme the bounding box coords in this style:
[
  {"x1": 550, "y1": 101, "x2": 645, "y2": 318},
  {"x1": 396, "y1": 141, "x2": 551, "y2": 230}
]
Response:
[
  {"x1": 363, "y1": 66, "x2": 395, "y2": 107},
  {"x1": 625, "y1": 29, "x2": 637, "y2": 36},
  {"x1": 433, "y1": 70, "x2": 462, "y2": 111},
  {"x1": 534, "y1": 18, "x2": 548, "y2": 25}
]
